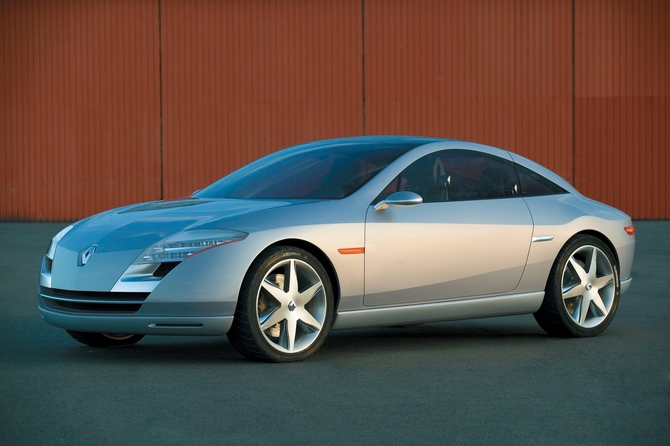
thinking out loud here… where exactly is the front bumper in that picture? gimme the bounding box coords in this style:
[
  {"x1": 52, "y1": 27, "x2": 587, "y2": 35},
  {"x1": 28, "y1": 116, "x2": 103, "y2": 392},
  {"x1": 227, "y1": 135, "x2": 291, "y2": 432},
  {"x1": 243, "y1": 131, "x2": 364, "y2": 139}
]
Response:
[
  {"x1": 38, "y1": 286, "x2": 235, "y2": 336},
  {"x1": 39, "y1": 306, "x2": 233, "y2": 336}
]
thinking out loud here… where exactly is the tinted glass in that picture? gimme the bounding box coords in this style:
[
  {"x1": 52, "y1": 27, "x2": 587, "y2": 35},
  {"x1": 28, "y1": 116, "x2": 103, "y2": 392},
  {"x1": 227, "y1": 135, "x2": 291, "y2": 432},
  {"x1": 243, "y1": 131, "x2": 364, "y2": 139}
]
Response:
[
  {"x1": 516, "y1": 164, "x2": 567, "y2": 197},
  {"x1": 379, "y1": 149, "x2": 519, "y2": 203},
  {"x1": 195, "y1": 141, "x2": 422, "y2": 199}
]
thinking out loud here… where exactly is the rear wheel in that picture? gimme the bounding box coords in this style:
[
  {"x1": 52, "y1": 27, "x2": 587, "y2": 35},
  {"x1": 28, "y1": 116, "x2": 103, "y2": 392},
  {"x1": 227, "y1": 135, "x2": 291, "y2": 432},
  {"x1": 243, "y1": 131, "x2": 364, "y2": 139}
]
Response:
[
  {"x1": 66, "y1": 331, "x2": 144, "y2": 347},
  {"x1": 534, "y1": 235, "x2": 620, "y2": 337},
  {"x1": 227, "y1": 246, "x2": 334, "y2": 362}
]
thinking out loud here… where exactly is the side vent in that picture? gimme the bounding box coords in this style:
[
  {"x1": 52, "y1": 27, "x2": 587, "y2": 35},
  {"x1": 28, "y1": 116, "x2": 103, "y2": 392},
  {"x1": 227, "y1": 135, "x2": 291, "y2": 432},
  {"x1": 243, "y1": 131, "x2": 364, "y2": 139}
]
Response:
[{"x1": 153, "y1": 262, "x2": 180, "y2": 278}]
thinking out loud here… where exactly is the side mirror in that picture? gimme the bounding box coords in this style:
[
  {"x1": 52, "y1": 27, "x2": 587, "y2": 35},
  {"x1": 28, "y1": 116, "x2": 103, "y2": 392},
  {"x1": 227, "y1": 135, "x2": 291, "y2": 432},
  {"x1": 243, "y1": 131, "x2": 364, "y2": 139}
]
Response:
[{"x1": 374, "y1": 191, "x2": 423, "y2": 211}]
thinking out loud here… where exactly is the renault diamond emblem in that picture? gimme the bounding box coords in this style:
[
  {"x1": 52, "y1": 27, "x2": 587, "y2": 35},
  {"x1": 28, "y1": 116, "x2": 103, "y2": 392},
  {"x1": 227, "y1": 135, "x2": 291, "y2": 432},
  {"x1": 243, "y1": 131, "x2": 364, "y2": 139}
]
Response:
[{"x1": 79, "y1": 245, "x2": 97, "y2": 266}]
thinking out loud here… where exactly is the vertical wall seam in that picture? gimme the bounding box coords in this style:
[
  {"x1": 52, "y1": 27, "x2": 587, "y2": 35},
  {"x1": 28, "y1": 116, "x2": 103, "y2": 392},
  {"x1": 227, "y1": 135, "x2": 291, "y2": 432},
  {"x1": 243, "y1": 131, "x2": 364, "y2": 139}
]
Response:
[
  {"x1": 158, "y1": 0, "x2": 164, "y2": 199},
  {"x1": 361, "y1": 0, "x2": 366, "y2": 135},
  {"x1": 571, "y1": 0, "x2": 576, "y2": 186}
]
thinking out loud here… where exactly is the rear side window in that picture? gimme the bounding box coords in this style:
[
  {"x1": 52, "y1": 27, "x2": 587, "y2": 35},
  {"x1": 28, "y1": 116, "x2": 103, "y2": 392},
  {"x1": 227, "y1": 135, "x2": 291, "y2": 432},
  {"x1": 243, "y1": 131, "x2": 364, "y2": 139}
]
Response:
[{"x1": 515, "y1": 164, "x2": 567, "y2": 197}]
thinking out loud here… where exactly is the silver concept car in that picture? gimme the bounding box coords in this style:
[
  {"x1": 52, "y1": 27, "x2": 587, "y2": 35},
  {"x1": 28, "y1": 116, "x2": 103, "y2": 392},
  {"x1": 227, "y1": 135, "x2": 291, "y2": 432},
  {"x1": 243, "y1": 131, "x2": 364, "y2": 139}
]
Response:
[{"x1": 39, "y1": 137, "x2": 635, "y2": 362}]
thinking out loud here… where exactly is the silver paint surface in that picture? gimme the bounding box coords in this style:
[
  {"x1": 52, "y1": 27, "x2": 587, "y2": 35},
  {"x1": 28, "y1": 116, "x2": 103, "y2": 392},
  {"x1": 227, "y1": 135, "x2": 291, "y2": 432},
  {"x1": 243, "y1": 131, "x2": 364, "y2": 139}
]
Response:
[{"x1": 38, "y1": 137, "x2": 635, "y2": 335}]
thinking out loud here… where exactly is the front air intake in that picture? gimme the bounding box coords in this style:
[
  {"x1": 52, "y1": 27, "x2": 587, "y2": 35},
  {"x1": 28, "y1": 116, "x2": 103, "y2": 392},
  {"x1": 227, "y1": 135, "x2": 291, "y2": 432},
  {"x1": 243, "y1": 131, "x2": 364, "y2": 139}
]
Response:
[{"x1": 39, "y1": 287, "x2": 149, "y2": 314}]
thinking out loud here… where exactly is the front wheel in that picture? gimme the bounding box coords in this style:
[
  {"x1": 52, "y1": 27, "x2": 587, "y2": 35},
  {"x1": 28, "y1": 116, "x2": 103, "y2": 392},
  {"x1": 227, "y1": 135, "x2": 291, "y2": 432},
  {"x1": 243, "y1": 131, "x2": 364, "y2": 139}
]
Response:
[
  {"x1": 227, "y1": 247, "x2": 334, "y2": 362},
  {"x1": 66, "y1": 331, "x2": 144, "y2": 347},
  {"x1": 534, "y1": 235, "x2": 620, "y2": 337}
]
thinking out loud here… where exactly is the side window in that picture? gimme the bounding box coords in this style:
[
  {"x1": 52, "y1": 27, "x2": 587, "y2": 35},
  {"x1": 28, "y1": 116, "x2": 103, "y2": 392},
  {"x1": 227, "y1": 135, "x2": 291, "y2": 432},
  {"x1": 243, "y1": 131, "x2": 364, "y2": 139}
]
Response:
[
  {"x1": 442, "y1": 150, "x2": 518, "y2": 201},
  {"x1": 378, "y1": 150, "x2": 519, "y2": 203},
  {"x1": 515, "y1": 164, "x2": 567, "y2": 197}
]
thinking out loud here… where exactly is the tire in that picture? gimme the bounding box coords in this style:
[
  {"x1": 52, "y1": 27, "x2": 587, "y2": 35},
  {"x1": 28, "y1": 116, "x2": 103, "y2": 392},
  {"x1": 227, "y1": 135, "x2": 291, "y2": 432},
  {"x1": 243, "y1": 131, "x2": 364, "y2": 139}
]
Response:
[
  {"x1": 227, "y1": 246, "x2": 334, "y2": 362},
  {"x1": 66, "y1": 331, "x2": 144, "y2": 347},
  {"x1": 534, "y1": 234, "x2": 620, "y2": 337}
]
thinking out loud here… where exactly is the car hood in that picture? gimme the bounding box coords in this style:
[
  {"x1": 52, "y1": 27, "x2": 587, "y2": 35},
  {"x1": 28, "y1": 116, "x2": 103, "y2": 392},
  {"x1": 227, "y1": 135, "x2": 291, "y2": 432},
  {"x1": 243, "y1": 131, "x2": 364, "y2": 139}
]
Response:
[
  {"x1": 50, "y1": 198, "x2": 294, "y2": 291},
  {"x1": 62, "y1": 198, "x2": 294, "y2": 252}
]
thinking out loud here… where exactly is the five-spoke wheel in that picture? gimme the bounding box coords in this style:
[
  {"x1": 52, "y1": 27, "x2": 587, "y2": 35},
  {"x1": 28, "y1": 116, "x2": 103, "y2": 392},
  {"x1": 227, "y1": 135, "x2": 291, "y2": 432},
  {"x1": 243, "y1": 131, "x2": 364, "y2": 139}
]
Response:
[
  {"x1": 227, "y1": 246, "x2": 334, "y2": 362},
  {"x1": 534, "y1": 235, "x2": 620, "y2": 337}
]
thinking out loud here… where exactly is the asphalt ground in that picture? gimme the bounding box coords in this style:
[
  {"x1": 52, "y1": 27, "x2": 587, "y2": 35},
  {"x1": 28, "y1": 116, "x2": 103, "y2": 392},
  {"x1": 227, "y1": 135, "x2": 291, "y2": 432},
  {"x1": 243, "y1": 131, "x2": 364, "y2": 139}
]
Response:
[{"x1": 0, "y1": 221, "x2": 668, "y2": 445}]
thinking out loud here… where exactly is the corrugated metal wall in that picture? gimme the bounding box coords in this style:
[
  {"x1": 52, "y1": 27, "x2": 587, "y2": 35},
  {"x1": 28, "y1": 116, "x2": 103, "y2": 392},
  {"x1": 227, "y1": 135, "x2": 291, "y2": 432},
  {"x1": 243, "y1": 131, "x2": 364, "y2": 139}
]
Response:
[
  {"x1": 160, "y1": 0, "x2": 363, "y2": 198},
  {"x1": 365, "y1": 0, "x2": 574, "y2": 182},
  {"x1": 1, "y1": 0, "x2": 161, "y2": 221},
  {"x1": 1, "y1": 0, "x2": 668, "y2": 220},
  {"x1": 575, "y1": 0, "x2": 669, "y2": 219}
]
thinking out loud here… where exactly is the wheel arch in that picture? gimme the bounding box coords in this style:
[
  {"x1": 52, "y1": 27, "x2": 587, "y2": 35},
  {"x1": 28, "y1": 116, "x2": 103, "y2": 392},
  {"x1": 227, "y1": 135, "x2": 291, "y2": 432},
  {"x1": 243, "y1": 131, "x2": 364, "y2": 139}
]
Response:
[
  {"x1": 266, "y1": 238, "x2": 341, "y2": 312},
  {"x1": 572, "y1": 229, "x2": 620, "y2": 267}
]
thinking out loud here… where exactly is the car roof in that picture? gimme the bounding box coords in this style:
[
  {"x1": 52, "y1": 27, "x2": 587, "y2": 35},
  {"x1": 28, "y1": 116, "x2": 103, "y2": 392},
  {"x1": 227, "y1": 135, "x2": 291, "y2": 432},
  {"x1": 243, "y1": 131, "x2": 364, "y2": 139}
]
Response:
[{"x1": 290, "y1": 135, "x2": 449, "y2": 149}]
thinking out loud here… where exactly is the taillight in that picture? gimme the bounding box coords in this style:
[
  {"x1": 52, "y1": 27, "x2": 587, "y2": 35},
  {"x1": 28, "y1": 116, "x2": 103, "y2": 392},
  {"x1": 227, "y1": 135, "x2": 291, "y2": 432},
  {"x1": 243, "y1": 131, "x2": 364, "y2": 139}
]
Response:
[{"x1": 624, "y1": 225, "x2": 635, "y2": 236}]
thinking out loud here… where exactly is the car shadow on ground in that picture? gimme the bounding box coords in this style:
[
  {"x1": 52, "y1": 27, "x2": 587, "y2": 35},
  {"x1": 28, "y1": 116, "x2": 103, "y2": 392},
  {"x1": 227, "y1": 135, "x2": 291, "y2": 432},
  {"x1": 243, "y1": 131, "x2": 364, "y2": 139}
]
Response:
[{"x1": 44, "y1": 316, "x2": 560, "y2": 365}]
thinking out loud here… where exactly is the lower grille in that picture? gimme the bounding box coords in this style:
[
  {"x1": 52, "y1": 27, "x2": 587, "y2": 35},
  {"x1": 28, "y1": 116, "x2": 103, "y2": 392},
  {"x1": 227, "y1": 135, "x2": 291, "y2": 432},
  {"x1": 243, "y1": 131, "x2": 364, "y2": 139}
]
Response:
[{"x1": 40, "y1": 286, "x2": 149, "y2": 314}]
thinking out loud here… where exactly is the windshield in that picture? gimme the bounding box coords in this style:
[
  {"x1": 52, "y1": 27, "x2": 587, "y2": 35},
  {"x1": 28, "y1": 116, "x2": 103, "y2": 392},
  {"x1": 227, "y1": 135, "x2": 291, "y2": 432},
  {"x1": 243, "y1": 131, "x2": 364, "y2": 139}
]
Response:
[{"x1": 195, "y1": 139, "x2": 432, "y2": 199}]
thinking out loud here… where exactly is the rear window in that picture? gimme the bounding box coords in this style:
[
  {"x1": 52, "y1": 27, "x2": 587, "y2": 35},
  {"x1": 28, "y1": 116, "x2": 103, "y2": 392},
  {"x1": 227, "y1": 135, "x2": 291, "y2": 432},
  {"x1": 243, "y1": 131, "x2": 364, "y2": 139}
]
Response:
[{"x1": 516, "y1": 164, "x2": 567, "y2": 197}]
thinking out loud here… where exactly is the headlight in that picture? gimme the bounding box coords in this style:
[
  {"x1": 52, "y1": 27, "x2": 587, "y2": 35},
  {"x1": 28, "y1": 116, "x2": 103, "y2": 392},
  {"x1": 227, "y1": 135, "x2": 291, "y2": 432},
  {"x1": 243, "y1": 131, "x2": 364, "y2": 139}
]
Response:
[
  {"x1": 135, "y1": 229, "x2": 248, "y2": 264},
  {"x1": 46, "y1": 225, "x2": 74, "y2": 260}
]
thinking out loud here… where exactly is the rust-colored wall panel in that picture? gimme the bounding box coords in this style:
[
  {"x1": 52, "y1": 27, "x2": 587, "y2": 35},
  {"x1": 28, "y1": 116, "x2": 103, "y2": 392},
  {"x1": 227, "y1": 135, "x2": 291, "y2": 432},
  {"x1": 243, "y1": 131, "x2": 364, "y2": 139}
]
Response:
[
  {"x1": 0, "y1": 0, "x2": 161, "y2": 221},
  {"x1": 1, "y1": 0, "x2": 668, "y2": 220},
  {"x1": 160, "y1": 0, "x2": 363, "y2": 198},
  {"x1": 364, "y1": 0, "x2": 574, "y2": 182},
  {"x1": 575, "y1": 0, "x2": 670, "y2": 219}
]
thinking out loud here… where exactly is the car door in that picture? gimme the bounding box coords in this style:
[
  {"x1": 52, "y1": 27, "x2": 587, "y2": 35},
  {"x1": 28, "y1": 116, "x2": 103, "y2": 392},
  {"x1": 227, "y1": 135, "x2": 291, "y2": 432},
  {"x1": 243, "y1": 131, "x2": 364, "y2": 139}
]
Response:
[{"x1": 364, "y1": 149, "x2": 534, "y2": 307}]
